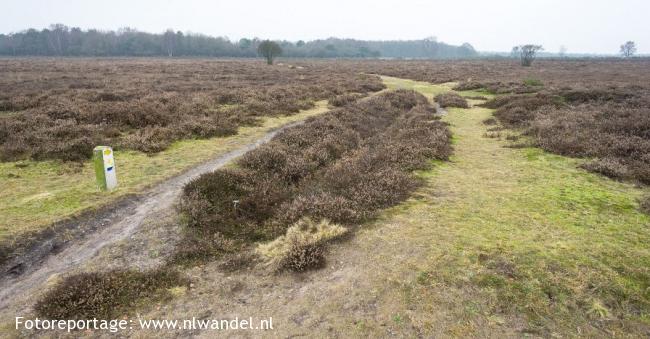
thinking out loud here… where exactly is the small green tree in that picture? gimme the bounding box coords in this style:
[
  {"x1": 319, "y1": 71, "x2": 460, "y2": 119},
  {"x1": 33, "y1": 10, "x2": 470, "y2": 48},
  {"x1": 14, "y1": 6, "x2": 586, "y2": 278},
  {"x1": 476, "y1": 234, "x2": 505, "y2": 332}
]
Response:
[{"x1": 257, "y1": 40, "x2": 282, "y2": 65}]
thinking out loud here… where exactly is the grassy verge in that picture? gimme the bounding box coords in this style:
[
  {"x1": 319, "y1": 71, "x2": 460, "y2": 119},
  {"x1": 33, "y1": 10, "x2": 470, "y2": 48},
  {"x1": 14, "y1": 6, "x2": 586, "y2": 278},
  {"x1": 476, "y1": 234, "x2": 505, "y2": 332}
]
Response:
[
  {"x1": 0, "y1": 101, "x2": 328, "y2": 246},
  {"x1": 379, "y1": 77, "x2": 650, "y2": 335}
]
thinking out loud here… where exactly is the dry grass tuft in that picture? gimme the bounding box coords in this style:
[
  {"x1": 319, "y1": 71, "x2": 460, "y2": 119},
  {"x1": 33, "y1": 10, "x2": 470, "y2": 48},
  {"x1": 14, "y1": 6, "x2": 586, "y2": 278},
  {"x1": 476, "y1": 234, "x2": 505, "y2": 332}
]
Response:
[{"x1": 256, "y1": 218, "x2": 347, "y2": 271}]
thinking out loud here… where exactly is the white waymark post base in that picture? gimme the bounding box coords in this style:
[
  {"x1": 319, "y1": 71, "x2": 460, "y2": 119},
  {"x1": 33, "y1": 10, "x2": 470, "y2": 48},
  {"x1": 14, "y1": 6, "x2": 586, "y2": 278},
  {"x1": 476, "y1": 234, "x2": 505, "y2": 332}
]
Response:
[{"x1": 93, "y1": 146, "x2": 118, "y2": 191}]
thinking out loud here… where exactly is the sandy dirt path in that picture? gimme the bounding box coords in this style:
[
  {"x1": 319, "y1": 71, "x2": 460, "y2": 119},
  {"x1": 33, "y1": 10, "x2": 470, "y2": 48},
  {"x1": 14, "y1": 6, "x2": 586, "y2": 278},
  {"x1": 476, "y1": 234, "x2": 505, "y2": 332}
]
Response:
[{"x1": 0, "y1": 121, "x2": 304, "y2": 315}]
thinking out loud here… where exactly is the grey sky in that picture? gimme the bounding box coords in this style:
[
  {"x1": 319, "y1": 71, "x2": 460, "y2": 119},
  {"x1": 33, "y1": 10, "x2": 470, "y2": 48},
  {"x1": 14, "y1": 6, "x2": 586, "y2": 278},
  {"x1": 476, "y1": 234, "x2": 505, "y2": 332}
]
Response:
[{"x1": 3, "y1": 0, "x2": 649, "y2": 54}]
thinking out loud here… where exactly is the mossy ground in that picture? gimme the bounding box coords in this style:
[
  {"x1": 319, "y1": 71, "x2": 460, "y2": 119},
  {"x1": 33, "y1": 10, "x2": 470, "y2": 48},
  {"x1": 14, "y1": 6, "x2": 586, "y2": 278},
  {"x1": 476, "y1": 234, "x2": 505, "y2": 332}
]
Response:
[{"x1": 379, "y1": 76, "x2": 650, "y2": 335}]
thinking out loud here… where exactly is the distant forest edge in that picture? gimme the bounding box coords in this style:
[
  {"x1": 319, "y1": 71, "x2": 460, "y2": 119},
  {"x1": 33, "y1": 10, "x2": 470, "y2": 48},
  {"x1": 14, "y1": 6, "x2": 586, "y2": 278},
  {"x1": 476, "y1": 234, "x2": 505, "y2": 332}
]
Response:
[{"x1": 0, "y1": 24, "x2": 478, "y2": 59}]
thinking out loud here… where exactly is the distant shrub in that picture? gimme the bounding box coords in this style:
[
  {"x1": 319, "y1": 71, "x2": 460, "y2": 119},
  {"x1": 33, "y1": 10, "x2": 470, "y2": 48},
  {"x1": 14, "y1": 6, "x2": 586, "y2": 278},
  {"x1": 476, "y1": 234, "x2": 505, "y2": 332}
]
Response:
[
  {"x1": 434, "y1": 92, "x2": 469, "y2": 108},
  {"x1": 35, "y1": 269, "x2": 188, "y2": 319}
]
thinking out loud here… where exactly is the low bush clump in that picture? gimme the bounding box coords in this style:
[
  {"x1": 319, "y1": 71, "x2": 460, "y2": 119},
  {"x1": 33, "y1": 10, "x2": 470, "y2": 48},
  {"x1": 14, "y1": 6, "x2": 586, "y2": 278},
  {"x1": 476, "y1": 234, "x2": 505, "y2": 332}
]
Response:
[
  {"x1": 256, "y1": 218, "x2": 347, "y2": 271},
  {"x1": 329, "y1": 93, "x2": 365, "y2": 107},
  {"x1": 34, "y1": 269, "x2": 188, "y2": 319},
  {"x1": 465, "y1": 95, "x2": 488, "y2": 101},
  {"x1": 434, "y1": 92, "x2": 469, "y2": 108},
  {"x1": 486, "y1": 93, "x2": 563, "y2": 127},
  {"x1": 483, "y1": 117, "x2": 498, "y2": 125},
  {"x1": 177, "y1": 90, "x2": 452, "y2": 265},
  {"x1": 453, "y1": 82, "x2": 484, "y2": 91},
  {"x1": 523, "y1": 78, "x2": 543, "y2": 87}
]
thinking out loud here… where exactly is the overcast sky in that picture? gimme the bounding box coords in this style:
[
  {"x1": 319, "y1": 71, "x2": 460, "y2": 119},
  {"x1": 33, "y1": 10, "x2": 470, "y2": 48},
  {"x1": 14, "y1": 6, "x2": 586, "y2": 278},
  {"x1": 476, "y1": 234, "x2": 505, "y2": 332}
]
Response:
[{"x1": 3, "y1": 0, "x2": 648, "y2": 54}]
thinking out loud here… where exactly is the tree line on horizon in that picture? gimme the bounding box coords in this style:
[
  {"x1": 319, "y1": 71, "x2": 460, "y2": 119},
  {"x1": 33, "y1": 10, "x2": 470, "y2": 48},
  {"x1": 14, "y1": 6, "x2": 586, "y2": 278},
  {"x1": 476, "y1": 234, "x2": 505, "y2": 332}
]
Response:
[{"x1": 0, "y1": 24, "x2": 478, "y2": 59}]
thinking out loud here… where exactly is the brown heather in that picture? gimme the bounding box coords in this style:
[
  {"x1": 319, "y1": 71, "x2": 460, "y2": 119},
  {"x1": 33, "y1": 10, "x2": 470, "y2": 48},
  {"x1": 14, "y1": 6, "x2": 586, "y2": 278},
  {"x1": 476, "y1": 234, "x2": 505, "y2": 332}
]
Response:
[
  {"x1": 0, "y1": 58, "x2": 384, "y2": 161},
  {"x1": 34, "y1": 269, "x2": 188, "y2": 319},
  {"x1": 177, "y1": 90, "x2": 452, "y2": 265},
  {"x1": 434, "y1": 92, "x2": 469, "y2": 108}
]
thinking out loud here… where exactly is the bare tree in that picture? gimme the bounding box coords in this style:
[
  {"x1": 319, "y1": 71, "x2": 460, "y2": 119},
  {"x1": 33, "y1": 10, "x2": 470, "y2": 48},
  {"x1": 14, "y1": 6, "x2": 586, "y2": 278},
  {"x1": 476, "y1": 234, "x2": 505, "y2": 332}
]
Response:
[
  {"x1": 257, "y1": 40, "x2": 282, "y2": 65},
  {"x1": 559, "y1": 45, "x2": 567, "y2": 58},
  {"x1": 515, "y1": 44, "x2": 543, "y2": 66},
  {"x1": 48, "y1": 24, "x2": 68, "y2": 55},
  {"x1": 163, "y1": 29, "x2": 176, "y2": 57},
  {"x1": 620, "y1": 41, "x2": 637, "y2": 58}
]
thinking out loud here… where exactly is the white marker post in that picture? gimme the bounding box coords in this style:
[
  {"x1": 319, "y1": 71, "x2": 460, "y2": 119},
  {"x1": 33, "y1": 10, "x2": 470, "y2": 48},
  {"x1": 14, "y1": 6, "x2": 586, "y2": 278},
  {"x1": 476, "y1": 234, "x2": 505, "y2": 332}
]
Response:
[{"x1": 93, "y1": 146, "x2": 118, "y2": 191}]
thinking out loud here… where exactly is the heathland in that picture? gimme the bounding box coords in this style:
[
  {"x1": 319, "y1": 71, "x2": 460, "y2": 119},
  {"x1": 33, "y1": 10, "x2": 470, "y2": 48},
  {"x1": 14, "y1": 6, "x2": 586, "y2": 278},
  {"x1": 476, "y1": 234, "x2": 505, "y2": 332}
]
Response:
[{"x1": 1, "y1": 58, "x2": 649, "y2": 337}]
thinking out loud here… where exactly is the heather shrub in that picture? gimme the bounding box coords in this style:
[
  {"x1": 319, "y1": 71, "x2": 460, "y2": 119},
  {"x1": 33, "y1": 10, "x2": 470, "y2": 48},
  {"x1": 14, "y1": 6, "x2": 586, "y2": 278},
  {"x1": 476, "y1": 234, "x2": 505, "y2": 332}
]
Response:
[
  {"x1": 560, "y1": 88, "x2": 635, "y2": 104},
  {"x1": 382, "y1": 89, "x2": 428, "y2": 109},
  {"x1": 180, "y1": 168, "x2": 290, "y2": 240},
  {"x1": 641, "y1": 197, "x2": 650, "y2": 215},
  {"x1": 178, "y1": 90, "x2": 452, "y2": 266},
  {"x1": 465, "y1": 95, "x2": 489, "y2": 101},
  {"x1": 453, "y1": 81, "x2": 484, "y2": 91},
  {"x1": 523, "y1": 78, "x2": 543, "y2": 87},
  {"x1": 580, "y1": 158, "x2": 630, "y2": 180},
  {"x1": 483, "y1": 117, "x2": 498, "y2": 125},
  {"x1": 119, "y1": 126, "x2": 176, "y2": 153},
  {"x1": 485, "y1": 84, "x2": 650, "y2": 186},
  {"x1": 277, "y1": 193, "x2": 361, "y2": 225},
  {"x1": 34, "y1": 269, "x2": 188, "y2": 319},
  {"x1": 280, "y1": 242, "x2": 325, "y2": 272},
  {"x1": 435, "y1": 92, "x2": 469, "y2": 108},
  {"x1": 323, "y1": 162, "x2": 416, "y2": 213},
  {"x1": 489, "y1": 94, "x2": 562, "y2": 127},
  {"x1": 0, "y1": 59, "x2": 386, "y2": 162},
  {"x1": 329, "y1": 93, "x2": 364, "y2": 107}
]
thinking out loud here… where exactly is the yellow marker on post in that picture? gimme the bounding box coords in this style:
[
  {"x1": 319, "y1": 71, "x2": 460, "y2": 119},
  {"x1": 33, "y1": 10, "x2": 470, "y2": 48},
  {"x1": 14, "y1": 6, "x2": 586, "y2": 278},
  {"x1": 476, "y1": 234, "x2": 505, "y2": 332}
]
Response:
[{"x1": 93, "y1": 146, "x2": 118, "y2": 191}]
